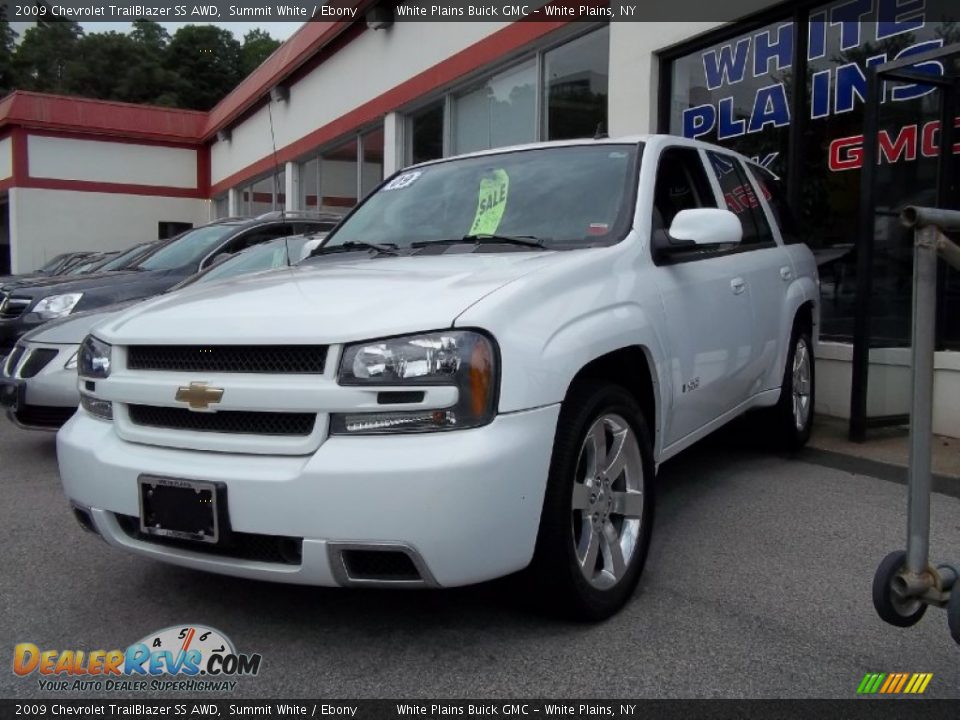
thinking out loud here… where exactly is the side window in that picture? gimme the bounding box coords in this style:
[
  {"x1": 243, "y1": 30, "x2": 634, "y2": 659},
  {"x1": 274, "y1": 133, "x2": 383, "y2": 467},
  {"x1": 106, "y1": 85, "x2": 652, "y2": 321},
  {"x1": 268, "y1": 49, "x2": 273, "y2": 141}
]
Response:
[
  {"x1": 222, "y1": 224, "x2": 293, "y2": 256},
  {"x1": 652, "y1": 147, "x2": 716, "y2": 233},
  {"x1": 293, "y1": 221, "x2": 335, "y2": 236},
  {"x1": 706, "y1": 152, "x2": 773, "y2": 247},
  {"x1": 746, "y1": 165, "x2": 803, "y2": 245}
]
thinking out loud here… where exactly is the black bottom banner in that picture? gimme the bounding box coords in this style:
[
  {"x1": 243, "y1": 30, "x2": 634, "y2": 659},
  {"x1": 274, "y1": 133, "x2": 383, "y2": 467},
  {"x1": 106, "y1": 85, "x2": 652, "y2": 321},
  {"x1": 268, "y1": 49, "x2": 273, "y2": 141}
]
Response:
[{"x1": 2, "y1": 700, "x2": 960, "y2": 720}]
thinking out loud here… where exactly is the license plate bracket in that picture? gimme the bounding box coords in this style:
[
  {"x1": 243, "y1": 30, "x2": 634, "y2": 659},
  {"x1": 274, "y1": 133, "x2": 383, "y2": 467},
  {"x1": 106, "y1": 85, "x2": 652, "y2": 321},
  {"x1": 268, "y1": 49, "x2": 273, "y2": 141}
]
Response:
[{"x1": 138, "y1": 476, "x2": 229, "y2": 545}]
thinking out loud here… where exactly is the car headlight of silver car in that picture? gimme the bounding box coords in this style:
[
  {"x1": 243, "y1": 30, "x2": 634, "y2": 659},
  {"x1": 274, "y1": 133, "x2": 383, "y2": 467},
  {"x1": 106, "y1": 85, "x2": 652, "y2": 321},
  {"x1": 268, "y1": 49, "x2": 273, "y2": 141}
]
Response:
[
  {"x1": 32, "y1": 293, "x2": 83, "y2": 320},
  {"x1": 78, "y1": 335, "x2": 112, "y2": 379},
  {"x1": 333, "y1": 330, "x2": 498, "y2": 434}
]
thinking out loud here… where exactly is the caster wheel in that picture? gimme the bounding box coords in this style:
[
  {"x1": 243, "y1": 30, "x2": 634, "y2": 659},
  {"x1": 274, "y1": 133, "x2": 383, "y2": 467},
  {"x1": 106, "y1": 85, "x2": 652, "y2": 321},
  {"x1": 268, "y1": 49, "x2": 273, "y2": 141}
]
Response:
[
  {"x1": 948, "y1": 581, "x2": 960, "y2": 645},
  {"x1": 873, "y1": 551, "x2": 927, "y2": 628}
]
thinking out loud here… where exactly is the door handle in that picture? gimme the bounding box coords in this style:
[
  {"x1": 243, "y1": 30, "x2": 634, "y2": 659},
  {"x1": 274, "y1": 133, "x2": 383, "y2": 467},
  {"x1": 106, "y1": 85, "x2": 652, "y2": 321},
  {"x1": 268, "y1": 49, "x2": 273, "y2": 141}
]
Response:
[
  {"x1": 780, "y1": 266, "x2": 793, "y2": 281},
  {"x1": 730, "y1": 277, "x2": 746, "y2": 295}
]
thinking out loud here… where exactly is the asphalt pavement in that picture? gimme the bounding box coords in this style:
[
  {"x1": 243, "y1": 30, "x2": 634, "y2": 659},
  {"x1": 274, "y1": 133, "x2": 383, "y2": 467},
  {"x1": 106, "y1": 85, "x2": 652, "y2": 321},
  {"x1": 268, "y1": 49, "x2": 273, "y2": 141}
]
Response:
[{"x1": 1, "y1": 417, "x2": 958, "y2": 699}]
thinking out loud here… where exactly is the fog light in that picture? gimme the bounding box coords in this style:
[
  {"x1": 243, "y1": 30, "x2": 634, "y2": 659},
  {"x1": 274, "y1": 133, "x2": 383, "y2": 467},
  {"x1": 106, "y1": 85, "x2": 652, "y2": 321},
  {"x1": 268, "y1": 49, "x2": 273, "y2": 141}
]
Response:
[
  {"x1": 331, "y1": 409, "x2": 457, "y2": 434},
  {"x1": 80, "y1": 394, "x2": 113, "y2": 421}
]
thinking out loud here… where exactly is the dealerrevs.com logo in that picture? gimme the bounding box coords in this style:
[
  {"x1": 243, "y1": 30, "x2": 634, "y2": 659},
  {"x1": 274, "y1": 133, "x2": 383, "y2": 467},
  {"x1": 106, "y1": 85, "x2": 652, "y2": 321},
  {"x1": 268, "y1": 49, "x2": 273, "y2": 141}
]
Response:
[{"x1": 13, "y1": 624, "x2": 262, "y2": 692}]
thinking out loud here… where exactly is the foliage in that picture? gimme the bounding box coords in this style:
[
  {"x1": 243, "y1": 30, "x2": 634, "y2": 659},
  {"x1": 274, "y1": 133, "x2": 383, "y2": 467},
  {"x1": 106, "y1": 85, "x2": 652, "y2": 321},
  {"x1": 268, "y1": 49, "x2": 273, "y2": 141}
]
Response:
[{"x1": 3, "y1": 19, "x2": 280, "y2": 110}]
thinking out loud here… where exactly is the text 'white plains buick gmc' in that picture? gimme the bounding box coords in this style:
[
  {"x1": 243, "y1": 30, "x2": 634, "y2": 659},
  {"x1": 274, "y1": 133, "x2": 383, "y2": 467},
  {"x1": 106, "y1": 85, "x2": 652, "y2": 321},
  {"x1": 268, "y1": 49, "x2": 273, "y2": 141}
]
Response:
[{"x1": 58, "y1": 136, "x2": 818, "y2": 619}]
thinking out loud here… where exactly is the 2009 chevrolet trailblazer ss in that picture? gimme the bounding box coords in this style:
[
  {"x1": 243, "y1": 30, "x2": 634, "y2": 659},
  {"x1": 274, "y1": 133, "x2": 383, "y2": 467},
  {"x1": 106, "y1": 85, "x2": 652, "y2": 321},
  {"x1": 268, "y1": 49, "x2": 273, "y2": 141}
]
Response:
[{"x1": 58, "y1": 136, "x2": 818, "y2": 619}]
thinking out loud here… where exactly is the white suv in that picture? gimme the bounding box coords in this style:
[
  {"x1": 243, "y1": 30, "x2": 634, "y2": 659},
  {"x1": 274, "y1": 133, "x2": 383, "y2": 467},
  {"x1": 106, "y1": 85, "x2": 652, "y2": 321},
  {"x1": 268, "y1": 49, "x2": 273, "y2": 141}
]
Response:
[{"x1": 57, "y1": 136, "x2": 818, "y2": 619}]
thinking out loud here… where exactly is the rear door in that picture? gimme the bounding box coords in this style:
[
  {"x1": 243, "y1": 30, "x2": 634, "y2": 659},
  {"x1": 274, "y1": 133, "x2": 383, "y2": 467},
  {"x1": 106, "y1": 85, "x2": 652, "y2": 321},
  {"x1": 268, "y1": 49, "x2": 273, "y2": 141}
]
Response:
[
  {"x1": 651, "y1": 146, "x2": 756, "y2": 447},
  {"x1": 706, "y1": 152, "x2": 793, "y2": 395}
]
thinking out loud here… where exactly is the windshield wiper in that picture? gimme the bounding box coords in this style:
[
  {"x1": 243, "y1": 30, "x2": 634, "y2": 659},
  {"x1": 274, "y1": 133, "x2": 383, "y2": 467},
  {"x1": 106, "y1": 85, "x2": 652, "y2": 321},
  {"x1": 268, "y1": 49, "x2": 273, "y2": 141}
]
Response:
[
  {"x1": 412, "y1": 234, "x2": 548, "y2": 250},
  {"x1": 312, "y1": 241, "x2": 399, "y2": 257}
]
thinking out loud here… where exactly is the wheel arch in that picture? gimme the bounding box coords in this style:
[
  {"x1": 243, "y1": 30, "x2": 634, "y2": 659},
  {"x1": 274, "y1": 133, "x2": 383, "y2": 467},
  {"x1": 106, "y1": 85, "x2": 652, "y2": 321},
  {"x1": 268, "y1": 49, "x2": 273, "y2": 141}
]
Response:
[{"x1": 565, "y1": 345, "x2": 661, "y2": 456}]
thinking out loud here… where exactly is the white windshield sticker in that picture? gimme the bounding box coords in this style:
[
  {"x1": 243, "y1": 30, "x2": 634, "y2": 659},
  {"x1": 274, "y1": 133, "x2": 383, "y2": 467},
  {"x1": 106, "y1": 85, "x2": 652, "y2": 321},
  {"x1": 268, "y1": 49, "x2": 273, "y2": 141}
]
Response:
[{"x1": 383, "y1": 171, "x2": 422, "y2": 191}]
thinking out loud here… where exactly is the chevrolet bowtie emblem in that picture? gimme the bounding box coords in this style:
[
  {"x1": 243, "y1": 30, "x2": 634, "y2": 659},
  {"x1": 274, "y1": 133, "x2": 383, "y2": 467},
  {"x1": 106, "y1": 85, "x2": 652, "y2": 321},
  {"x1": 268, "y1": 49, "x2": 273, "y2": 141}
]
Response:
[{"x1": 175, "y1": 382, "x2": 224, "y2": 411}]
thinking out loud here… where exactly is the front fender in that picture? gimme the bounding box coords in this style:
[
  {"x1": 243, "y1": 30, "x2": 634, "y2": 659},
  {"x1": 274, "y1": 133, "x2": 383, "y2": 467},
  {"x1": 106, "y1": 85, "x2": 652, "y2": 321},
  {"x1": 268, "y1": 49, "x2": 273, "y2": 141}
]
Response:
[{"x1": 454, "y1": 244, "x2": 669, "y2": 431}]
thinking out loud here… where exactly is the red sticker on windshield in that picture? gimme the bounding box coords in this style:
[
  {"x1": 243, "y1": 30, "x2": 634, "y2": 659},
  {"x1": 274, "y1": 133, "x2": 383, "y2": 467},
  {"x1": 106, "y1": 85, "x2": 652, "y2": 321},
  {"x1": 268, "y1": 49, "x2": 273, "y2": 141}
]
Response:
[{"x1": 587, "y1": 223, "x2": 609, "y2": 236}]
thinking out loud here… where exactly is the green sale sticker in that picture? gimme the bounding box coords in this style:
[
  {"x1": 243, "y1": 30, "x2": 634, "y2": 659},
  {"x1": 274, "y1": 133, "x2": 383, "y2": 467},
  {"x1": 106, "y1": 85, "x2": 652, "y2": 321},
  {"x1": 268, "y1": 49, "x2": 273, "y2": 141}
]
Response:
[{"x1": 469, "y1": 169, "x2": 510, "y2": 235}]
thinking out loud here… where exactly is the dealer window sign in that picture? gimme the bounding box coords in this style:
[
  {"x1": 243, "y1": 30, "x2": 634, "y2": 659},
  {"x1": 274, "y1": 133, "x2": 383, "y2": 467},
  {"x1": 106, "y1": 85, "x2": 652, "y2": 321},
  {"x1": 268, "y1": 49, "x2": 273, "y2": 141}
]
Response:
[
  {"x1": 667, "y1": 0, "x2": 960, "y2": 348},
  {"x1": 669, "y1": 0, "x2": 959, "y2": 174}
]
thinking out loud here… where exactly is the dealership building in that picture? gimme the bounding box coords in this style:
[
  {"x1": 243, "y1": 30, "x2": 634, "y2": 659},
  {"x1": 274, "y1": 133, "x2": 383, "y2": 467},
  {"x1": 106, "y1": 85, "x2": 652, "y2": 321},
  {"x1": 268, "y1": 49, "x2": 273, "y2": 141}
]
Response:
[{"x1": 0, "y1": 1, "x2": 958, "y2": 437}]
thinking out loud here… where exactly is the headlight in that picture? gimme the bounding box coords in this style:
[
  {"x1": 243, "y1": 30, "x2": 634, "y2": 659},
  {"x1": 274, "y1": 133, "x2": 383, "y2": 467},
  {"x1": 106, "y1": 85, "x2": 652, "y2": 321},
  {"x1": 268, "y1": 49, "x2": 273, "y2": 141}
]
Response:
[
  {"x1": 32, "y1": 293, "x2": 83, "y2": 320},
  {"x1": 64, "y1": 350, "x2": 78, "y2": 370},
  {"x1": 333, "y1": 330, "x2": 497, "y2": 434},
  {"x1": 78, "y1": 336, "x2": 112, "y2": 379}
]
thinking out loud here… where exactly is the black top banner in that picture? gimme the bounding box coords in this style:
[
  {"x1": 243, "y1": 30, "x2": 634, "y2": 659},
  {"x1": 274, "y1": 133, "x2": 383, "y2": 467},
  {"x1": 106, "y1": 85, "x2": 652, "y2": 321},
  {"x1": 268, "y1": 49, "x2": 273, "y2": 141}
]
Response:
[
  {"x1": 0, "y1": 0, "x2": 928, "y2": 24},
  {"x1": 2, "y1": 700, "x2": 960, "y2": 720}
]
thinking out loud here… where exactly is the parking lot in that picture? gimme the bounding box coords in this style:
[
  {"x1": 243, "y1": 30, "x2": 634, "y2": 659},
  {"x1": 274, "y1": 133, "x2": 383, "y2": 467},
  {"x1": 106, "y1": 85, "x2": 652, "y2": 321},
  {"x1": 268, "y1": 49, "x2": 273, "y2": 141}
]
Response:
[{"x1": 1, "y1": 418, "x2": 958, "y2": 699}]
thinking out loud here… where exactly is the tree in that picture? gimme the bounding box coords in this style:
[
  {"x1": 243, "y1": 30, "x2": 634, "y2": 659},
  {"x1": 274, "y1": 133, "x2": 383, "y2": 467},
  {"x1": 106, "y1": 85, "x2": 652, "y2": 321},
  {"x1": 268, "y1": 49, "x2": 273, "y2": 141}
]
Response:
[
  {"x1": 0, "y1": 8, "x2": 18, "y2": 97},
  {"x1": 117, "y1": 19, "x2": 178, "y2": 104},
  {"x1": 164, "y1": 25, "x2": 243, "y2": 111},
  {"x1": 241, "y1": 29, "x2": 281, "y2": 76},
  {"x1": 62, "y1": 31, "x2": 142, "y2": 100},
  {"x1": 12, "y1": 20, "x2": 82, "y2": 93}
]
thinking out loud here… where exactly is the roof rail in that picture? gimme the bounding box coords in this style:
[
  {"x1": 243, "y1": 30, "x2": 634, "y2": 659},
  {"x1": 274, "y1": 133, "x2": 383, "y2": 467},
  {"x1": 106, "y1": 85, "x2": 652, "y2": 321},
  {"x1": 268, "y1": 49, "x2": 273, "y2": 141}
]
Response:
[{"x1": 254, "y1": 210, "x2": 347, "y2": 221}]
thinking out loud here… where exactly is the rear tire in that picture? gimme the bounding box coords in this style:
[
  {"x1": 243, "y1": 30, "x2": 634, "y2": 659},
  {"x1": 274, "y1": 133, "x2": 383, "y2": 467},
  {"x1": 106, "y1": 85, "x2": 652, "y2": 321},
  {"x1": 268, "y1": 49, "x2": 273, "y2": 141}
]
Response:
[
  {"x1": 769, "y1": 320, "x2": 814, "y2": 450},
  {"x1": 528, "y1": 381, "x2": 654, "y2": 621}
]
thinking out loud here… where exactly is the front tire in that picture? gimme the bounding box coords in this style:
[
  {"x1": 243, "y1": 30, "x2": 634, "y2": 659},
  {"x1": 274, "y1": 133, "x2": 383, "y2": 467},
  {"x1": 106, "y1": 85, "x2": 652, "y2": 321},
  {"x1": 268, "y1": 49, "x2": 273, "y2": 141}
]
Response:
[{"x1": 528, "y1": 382, "x2": 655, "y2": 621}]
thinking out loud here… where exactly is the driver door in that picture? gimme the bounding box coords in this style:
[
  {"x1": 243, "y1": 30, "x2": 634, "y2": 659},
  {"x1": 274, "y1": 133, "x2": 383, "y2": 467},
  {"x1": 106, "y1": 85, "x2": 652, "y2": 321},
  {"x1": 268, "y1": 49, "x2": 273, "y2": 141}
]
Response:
[{"x1": 651, "y1": 146, "x2": 756, "y2": 448}]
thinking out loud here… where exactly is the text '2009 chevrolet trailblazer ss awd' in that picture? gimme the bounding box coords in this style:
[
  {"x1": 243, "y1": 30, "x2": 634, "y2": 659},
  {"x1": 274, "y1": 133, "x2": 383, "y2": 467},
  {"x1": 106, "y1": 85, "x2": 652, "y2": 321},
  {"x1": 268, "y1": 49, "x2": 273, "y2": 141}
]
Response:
[{"x1": 58, "y1": 136, "x2": 818, "y2": 619}]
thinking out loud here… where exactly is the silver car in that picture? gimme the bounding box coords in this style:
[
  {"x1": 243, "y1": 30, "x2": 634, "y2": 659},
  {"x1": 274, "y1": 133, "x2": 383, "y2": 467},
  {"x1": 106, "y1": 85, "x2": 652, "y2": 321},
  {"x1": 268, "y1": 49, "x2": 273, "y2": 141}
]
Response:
[{"x1": 0, "y1": 234, "x2": 325, "y2": 430}]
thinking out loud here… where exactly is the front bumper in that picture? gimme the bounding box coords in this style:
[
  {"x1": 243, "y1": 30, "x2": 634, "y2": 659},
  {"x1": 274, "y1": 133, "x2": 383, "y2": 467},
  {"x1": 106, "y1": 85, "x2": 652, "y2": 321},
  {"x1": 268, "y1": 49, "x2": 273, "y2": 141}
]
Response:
[
  {"x1": 1, "y1": 341, "x2": 79, "y2": 430},
  {"x1": 57, "y1": 404, "x2": 560, "y2": 587}
]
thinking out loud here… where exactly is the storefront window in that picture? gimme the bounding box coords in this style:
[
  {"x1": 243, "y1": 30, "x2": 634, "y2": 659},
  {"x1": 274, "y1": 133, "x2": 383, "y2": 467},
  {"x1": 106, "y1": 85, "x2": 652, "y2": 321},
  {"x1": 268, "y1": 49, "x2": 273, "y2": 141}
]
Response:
[
  {"x1": 320, "y1": 137, "x2": 359, "y2": 211},
  {"x1": 543, "y1": 26, "x2": 610, "y2": 140},
  {"x1": 409, "y1": 102, "x2": 444, "y2": 165},
  {"x1": 300, "y1": 157, "x2": 319, "y2": 209},
  {"x1": 665, "y1": 2, "x2": 960, "y2": 350},
  {"x1": 668, "y1": 20, "x2": 793, "y2": 178},
  {"x1": 242, "y1": 171, "x2": 284, "y2": 216},
  {"x1": 212, "y1": 195, "x2": 228, "y2": 219},
  {"x1": 453, "y1": 59, "x2": 536, "y2": 154},
  {"x1": 361, "y1": 127, "x2": 384, "y2": 197}
]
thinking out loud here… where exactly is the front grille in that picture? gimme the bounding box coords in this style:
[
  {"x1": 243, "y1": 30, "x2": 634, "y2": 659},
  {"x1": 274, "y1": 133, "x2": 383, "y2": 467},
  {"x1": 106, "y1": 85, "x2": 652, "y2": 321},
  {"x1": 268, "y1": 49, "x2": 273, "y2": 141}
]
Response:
[
  {"x1": 115, "y1": 514, "x2": 303, "y2": 565},
  {"x1": 127, "y1": 345, "x2": 327, "y2": 374},
  {"x1": 19, "y1": 349, "x2": 58, "y2": 379},
  {"x1": 3, "y1": 345, "x2": 24, "y2": 376},
  {"x1": 0, "y1": 297, "x2": 31, "y2": 319},
  {"x1": 128, "y1": 404, "x2": 316, "y2": 436},
  {"x1": 14, "y1": 404, "x2": 76, "y2": 429}
]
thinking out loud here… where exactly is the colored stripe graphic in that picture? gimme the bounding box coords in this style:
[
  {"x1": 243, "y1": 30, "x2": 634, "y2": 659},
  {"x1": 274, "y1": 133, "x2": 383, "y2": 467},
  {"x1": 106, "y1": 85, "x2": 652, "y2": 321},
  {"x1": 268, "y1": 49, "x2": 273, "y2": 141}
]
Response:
[{"x1": 857, "y1": 673, "x2": 932, "y2": 694}]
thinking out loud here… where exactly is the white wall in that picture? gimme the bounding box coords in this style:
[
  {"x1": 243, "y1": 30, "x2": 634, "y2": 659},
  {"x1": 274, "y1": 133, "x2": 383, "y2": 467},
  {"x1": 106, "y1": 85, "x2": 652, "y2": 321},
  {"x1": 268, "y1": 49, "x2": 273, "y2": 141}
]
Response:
[
  {"x1": 211, "y1": 21, "x2": 512, "y2": 185},
  {"x1": 0, "y1": 136, "x2": 12, "y2": 180},
  {"x1": 816, "y1": 342, "x2": 960, "y2": 439},
  {"x1": 9, "y1": 188, "x2": 208, "y2": 272},
  {"x1": 28, "y1": 136, "x2": 198, "y2": 188}
]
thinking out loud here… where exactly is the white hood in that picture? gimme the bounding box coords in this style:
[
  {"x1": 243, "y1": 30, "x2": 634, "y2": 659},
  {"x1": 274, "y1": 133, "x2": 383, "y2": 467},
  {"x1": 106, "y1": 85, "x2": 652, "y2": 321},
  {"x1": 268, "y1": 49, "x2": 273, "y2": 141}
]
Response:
[{"x1": 95, "y1": 253, "x2": 559, "y2": 345}]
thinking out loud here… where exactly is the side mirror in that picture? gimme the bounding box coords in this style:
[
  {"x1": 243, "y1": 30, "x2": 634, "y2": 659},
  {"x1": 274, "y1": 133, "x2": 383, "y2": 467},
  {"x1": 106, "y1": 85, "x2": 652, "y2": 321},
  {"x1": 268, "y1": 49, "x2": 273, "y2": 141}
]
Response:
[
  {"x1": 208, "y1": 252, "x2": 232, "y2": 268},
  {"x1": 667, "y1": 208, "x2": 742, "y2": 248}
]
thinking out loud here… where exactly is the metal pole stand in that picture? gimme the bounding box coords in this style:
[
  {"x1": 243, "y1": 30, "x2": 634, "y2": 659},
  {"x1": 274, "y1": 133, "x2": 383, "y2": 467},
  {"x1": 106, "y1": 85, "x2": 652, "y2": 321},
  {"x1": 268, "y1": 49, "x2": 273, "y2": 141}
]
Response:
[{"x1": 872, "y1": 206, "x2": 960, "y2": 644}]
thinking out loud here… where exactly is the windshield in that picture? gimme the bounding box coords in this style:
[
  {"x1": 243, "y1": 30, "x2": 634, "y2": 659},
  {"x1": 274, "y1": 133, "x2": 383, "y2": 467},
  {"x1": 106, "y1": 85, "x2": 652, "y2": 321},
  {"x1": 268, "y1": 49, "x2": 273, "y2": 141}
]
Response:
[
  {"x1": 136, "y1": 225, "x2": 235, "y2": 272},
  {"x1": 325, "y1": 144, "x2": 640, "y2": 250},
  {"x1": 38, "y1": 254, "x2": 71, "y2": 273},
  {"x1": 97, "y1": 243, "x2": 153, "y2": 272}
]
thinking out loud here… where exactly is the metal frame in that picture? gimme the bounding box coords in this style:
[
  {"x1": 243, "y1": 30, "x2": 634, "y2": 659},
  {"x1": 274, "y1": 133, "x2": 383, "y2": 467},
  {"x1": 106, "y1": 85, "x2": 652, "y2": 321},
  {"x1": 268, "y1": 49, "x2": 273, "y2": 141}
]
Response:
[
  {"x1": 849, "y1": 44, "x2": 960, "y2": 440},
  {"x1": 871, "y1": 205, "x2": 960, "y2": 643}
]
